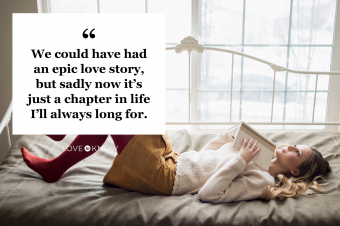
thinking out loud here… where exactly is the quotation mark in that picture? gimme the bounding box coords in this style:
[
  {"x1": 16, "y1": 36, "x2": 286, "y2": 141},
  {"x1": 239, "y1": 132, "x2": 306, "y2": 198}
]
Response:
[
  {"x1": 84, "y1": 145, "x2": 91, "y2": 152},
  {"x1": 83, "y1": 28, "x2": 95, "y2": 39}
]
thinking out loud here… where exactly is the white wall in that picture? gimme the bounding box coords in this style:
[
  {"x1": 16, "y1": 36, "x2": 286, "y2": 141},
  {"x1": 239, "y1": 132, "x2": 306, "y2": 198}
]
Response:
[{"x1": 0, "y1": 0, "x2": 38, "y2": 164}]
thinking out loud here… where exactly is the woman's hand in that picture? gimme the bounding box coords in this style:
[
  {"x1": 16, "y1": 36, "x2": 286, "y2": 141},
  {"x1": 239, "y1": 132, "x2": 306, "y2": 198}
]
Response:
[{"x1": 238, "y1": 138, "x2": 261, "y2": 164}]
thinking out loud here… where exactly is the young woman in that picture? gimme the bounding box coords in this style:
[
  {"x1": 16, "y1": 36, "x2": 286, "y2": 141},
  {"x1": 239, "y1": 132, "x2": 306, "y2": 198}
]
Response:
[{"x1": 20, "y1": 129, "x2": 331, "y2": 203}]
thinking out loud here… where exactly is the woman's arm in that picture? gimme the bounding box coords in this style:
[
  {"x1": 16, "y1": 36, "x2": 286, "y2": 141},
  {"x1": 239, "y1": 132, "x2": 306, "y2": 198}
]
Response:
[
  {"x1": 198, "y1": 138, "x2": 263, "y2": 203},
  {"x1": 198, "y1": 154, "x2": 248, "y2": 203},
  {"x1": 200, "y1": 130, "x2": 235, "y2": 151},
  {"x1": 198, "y1": 158, "x2": 271, "y2": 203}
]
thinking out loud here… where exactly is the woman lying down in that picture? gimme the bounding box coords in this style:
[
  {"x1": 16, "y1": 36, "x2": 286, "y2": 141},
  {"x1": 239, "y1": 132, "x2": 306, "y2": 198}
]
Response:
[{"x1": 20, "y1": 129, "x2": 331, "y2": 203}]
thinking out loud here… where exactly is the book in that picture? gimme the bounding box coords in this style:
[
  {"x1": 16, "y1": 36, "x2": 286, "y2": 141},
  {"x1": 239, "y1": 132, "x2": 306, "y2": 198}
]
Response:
[{"x1": 232, "y1": 121, "x2": 276, "y2": 171}]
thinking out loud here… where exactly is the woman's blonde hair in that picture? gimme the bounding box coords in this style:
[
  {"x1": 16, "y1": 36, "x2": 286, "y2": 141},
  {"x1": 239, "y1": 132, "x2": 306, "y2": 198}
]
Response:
[{"x1": 259, "y1": 144, "x2": 332, "y2": 201}]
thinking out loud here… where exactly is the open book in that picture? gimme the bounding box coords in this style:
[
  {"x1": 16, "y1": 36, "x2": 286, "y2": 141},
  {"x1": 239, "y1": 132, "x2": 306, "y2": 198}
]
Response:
[{"x1": 232, "y1": 121, "x2": 276, "y2": 171}]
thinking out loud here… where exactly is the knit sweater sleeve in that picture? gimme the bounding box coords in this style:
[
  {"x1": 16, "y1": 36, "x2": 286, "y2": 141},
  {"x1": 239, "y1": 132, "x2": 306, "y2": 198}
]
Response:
[
  {"x1": 200, "y1": 130, "x2": 235, "y2": 151},
  {"x1": 198, "y1": 155, "x2": 266, "y2": 203}
]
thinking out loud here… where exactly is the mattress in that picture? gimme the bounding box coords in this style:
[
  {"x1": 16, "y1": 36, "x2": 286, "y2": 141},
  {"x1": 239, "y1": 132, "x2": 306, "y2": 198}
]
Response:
[{"x1": 0, "y1": 130, "x2": 339, "y2": 226}]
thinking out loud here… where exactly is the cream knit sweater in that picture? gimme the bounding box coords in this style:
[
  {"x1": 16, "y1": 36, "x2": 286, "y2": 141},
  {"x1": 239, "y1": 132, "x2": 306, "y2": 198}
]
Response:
[{"x1": 171, "y1": 129, "x2": 275, "y2": 203}]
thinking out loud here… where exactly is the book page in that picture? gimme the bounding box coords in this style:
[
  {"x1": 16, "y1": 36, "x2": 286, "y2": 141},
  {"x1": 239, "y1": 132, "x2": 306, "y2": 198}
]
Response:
[{"x1": 232, "y1": 129, "x2": 274, "y2": 171}]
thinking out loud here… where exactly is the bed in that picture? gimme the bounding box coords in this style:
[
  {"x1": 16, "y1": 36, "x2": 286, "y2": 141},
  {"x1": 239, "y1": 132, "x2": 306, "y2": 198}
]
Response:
[{"x1": 1, "y1": 37, "x2": 340, "y2": 226}]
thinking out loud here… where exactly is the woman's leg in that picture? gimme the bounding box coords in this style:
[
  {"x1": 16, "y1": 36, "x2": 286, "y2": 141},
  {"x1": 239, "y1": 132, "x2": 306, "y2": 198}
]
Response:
[
  {"x1": 110, "y1": 135, "x2": 135, "y2": 156},
  {"x1": 21, "y1": 135, "x2": 108, "y2": 182},
  {"x1": 45, "y1": 135, "x2": 67, "y2": 141}
]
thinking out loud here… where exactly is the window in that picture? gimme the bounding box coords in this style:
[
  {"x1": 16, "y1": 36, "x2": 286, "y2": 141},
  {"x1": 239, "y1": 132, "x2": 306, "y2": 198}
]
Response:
[
  {"x1": 47, "y1": 0, "x2": 339, "y2": 131},
  {"x1": 196, "y1": 0, "x2": 337, "y2": 130}
]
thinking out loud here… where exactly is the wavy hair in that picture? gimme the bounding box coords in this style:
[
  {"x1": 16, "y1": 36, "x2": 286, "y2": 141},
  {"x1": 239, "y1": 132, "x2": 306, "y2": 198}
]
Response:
[{"x1": 259, "y1": 144, "x2": 332, "y2": 201}]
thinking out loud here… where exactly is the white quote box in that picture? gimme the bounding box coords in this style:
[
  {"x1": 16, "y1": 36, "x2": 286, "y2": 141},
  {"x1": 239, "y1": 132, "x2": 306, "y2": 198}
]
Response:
[{"x1": 13, "y1": 13, "x2": 165, "y2": 134}]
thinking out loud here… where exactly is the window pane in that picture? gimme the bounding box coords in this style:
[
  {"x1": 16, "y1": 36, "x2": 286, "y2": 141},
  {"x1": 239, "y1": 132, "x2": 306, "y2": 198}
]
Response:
[
  {"x1": 243, "y1": 46, "x2": 288, "y2": 68},
  {"x1": 166, "y1": 50, "x2": 189, "y2": 89},
  {"x1": 100, "y1": 0, "x2": 145, "y2": 13},
  {"x1": 226, "y1": 48, "x2": 244, "y2": 91},
  {"x1": 147, "y1": 0, "x2": 191, "y2": 44},
  {"x1": 241, "y1": 91, "x2": 273, "y2": 121},
  {"x1": 291, "y1": 0, "x2": 336, "y2": 45},
  {"x1": 199, "y1": 0, "x2": 244, "y2": 44},
  {"x1": 230, "y1": 91, "x2": 240, "y2": 122},
  {"x1": 166, "y1": 90, "x2": 189, "y2": 122},
  {"x1": 289, "y1": 47, "x2": 333, "y2": 71},
  {"x1": 273, "y1": 71, "x2": 286, "y2": 91},
  {"x1": 314, "y1": 92, "x2": 328, "y2": 122},
  {"x1": 285, "y1": 92, "x2": 313, "y2": 121},
  {"x1": 238, "y1": 90, "x2": 287, "y2": 129},
  {"x1": 198, "y1": 50, "x2": 234, "y2": 90},
  {"x1": 197, "y1": 89, "x2": 286, "y2": 129},
  {"x1": 51, "y1": 0, "x2": 97, "y2": 13},
  {"x1": 317, "y1": 74, "x2": 330, "y2": 91},
  {"x1": 287, "y1": 46, "x2": 332, "y2": 94},
  {"x1": 242, "y1": 57, "x2": 274, "y2": 90},
  {"x1": 287, "y1": 73, "x2": 317, "y2": 91},
  {"x1": 284, "y1": 91, "x2": 325, "y2": 129},
  {"x1": 244, "y1": 0, "x2": 291, "y2": 44},
  {"x1": 197, "y1": 91, "x2": 230, "y2": 122},
  {"x1": 199, "y1": 48, "x2": 243, "y2": 90},
  {"x1": 197, "y1": 91, "x2": 232, "y2": 130},
  {"x1": 272, "y1": 91, "x2": 285, "y2": 122}
]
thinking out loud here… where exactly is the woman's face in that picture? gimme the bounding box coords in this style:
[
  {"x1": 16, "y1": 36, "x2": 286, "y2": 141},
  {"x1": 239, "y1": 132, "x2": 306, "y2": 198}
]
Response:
[{"x1": 275, "y1": 145, "x2": 313, "y2": 176}]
